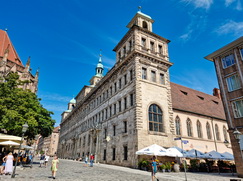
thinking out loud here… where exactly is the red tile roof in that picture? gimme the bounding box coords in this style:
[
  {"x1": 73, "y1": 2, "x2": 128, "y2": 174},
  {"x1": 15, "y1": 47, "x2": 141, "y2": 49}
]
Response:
[
  {"x1": 171, "y1": 82, "x2": 226, "y2": 120},
  {"x1": 0, "y1": 30, "x2": 23, "y2": 66},
  {"x1": 53, "y1": 126, "x2": 60, "y2": 133}
]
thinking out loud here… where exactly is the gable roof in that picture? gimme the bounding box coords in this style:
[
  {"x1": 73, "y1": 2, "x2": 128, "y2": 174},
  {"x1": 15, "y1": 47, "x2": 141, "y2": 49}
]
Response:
[
  {"x1": 170, "y1": 82, "x2": 226, "y2": 120},
  {"x1": 0, "y1": 30, "x2": 23, "y2": 66}
]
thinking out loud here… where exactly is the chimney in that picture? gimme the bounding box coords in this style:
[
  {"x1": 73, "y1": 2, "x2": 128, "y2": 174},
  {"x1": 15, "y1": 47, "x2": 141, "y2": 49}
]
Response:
[{"x1": 213, "y1": 88, "x2": 221, "y2": 99}]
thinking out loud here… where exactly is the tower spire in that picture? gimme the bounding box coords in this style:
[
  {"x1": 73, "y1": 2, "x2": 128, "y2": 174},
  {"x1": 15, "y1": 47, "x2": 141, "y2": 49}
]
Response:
[{"x1": 95, "y1": 50, "x2": 104, "y2": 77}]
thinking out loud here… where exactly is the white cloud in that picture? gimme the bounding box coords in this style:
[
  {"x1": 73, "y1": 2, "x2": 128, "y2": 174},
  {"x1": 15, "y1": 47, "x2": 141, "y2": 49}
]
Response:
[
  {"x1": 215, "y1": 20, "x2": 243, "y2": 36},
  {"x1": 225, "y1": 0, "x2": 235, "y2": 6},
  {"x1": 225, "y1": 0, "x2": 243, "y2": 10},
  {"x1": 179, "y1": 14, "x2": 208, "y2": 42},
  {"x1": 182, "y1": 0, "x2": 213, "y2": 10}
]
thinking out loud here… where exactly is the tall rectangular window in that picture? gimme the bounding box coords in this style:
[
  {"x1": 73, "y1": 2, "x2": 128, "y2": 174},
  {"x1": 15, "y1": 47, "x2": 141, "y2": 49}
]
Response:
[
  {"x1": 109, "y1": 106, "x2": 112, "y2": 117},
  {"x1": 123, "y1": 46, "x2": 126, "y2": 55},
  {"x1": 130, "y1": 69, "x2": 133, "y2": 81},
  {"x1": 124, "y1": 74, "x2": 127, "y2": 85},
  {"x1": 114, "y1": 103, "x2": 116, "y2": 115},
  {"x1": 124, "y1": 121, "x2": 127, "y2": 133},
  {"x1": 112, "y1": 148, "x2": 116, "y2": 160},
  {"x1": 150, "y1": 41, "x2": 154, "y2": 52},
  {"x1": 158, "y1": 45, "x2": 162, "y2": 54},
  {"x1": 113, "y1": 125, "x2": 116, "y2": 136},
  {"x1": 130, "y1": 94, "x2": 134, "y2": 106},
  {"x1": 226, "y1": 74, "x2": 241, "y2": 92},
  {"x1": 103, "y1": 149, "x2": 106, "y2": 160},
  {"x1": 160, "y1": 73, "x2": 165, "y2": 85},
  {"x1": 104, "y1": 128, "x2": 107, "y2": 139},
  {"x1": 114, "y1": 82, "x2": 117, "y2": 92},
  {"x1": 142, "y1": 68, "x2": 147, "y2": 79},
  {"x1": 119, "y1": 100, "x2": 122, "y2": 112},
  {"x1": 124, "y1": 97, "x2": 127, "y2": 110},
  {"x1": 240, "y1": 48, "x2": 243, "y2": 59},
  {"x1": 232, "y1": 99, "x2": 243, "y2": 118},
  {"x1": 110, "y1": 86, "x2": 113, "y2": 96},
  {"x1": 105, "y1": 108, "x2": 108, "y2": 119},
  {"x1": 151, "y1": 70, "x2": 156, "y2": 82},
  {"x1": 222, "y1": 54, "x2": 235, "y2": 68},
  {"x1": 141, "y1": 38, "x2": 146, "y2": 48},
  {"x1": 124, "y1": 146, "x2": 128, "y2": 160},
  {"x1": 129, "y1": 40, "x2": 132, "y2": 50},
  {"x1": 119, "y1": 78, "x2": 122, "y2": 89}
]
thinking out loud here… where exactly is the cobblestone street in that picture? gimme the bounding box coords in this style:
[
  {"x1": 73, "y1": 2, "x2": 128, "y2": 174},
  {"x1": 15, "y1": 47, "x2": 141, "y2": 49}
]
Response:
[{"x1": 0, "y1": 159, "x2": 240, "y2": 181}]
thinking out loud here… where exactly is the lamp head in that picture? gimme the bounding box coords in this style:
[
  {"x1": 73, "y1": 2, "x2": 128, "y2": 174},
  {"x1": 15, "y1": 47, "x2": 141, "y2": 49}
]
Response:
[
  {"x1": 233, "y1": 129, "x2": 241, "y2": 142},
  {"x1": 22, "y1": 123, "x2": 29, "y2": 133}
]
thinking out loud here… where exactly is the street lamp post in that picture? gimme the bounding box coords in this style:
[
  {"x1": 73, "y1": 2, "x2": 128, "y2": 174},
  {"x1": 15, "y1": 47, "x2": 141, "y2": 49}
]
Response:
[
  {"x1": 11, "y1": 123, "x2": 29, "y2": 178},
  {"x1": 94, "y1": 122, "x2": 102, "y2": 163},
  {"x1": 30, "y1": 135, "x2": 39, "y2": 168},
  {"x1": 233, "y1": 129, "x2": 243, "y2": 162}
]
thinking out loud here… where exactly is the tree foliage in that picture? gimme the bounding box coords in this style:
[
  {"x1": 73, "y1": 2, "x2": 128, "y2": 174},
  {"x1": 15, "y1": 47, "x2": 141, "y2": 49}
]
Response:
[{"x1": 0, "y1": 72, "x2": 55, "y2": 140}]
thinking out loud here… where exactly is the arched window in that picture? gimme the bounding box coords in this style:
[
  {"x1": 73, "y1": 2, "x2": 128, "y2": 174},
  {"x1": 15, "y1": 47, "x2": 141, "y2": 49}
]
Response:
[
  {"x1": 223, "y1": 126, "x2": 228, "y2": 141},
  {"x1": 142, "y1": 21, "x2": 148, "y2": 29},
  {"x1": 148, "y1": 104, "x2": 163, "y2": 132},
  {"x1": 197, "y1": 120, "x2": 202, "y2": 138},
  {"x1": 175, "y1": 116, "x2": 181, "y2": 135},
  {"x1": 206, "y1": 122, "x2": 212, "y2": 139},
  {"x1": 215, "y1": 124, "x2": 220, "y2": 141},
  {"x1": 187, "y1": 118, "x2": 192, "y2": 137}
]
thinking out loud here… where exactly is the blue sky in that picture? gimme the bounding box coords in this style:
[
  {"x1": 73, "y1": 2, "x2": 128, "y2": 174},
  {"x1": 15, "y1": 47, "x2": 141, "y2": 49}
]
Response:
[{"x1": 1, "y1": 0, "x2": 242, "y2": 126}]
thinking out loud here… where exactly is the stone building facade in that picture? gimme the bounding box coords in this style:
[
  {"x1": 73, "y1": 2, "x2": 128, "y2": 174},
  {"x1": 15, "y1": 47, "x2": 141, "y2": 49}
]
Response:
[
  {"x1": 0, "y1": 30, "x2": 38, "y2": 93},
  {"x1": 205, "y1": 37, "x2": 243, "y2": 177},
  {"x1": 37, "y1": 126, "x2": 60, "y2": 156},
  {"x1": 58, "y1": 10, "x2": 232, "y2": 167}
]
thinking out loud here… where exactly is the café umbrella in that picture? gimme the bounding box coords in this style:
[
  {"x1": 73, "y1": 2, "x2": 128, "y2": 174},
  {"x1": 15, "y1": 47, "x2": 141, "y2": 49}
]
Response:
[
  {"x1": 136, "y1": 144, "x2": 167, "y2": 156},
  {"x1": 0, "y1": 140, "x2": 20, "y2": 146}
]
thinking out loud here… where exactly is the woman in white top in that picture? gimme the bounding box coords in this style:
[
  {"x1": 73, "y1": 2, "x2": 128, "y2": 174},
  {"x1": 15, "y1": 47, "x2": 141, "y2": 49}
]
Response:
[{"x1": 4, "y1": 152, "x2": 14, "y2": 174}]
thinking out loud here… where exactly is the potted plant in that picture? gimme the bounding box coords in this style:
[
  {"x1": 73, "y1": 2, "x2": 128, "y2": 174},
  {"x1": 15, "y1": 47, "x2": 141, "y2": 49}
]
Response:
[
  {"x1": 165, "y1": 162, "x2": 172, "y2": 172},
  {"x1": 160, "y1": 164, "x2": 166, "y2": 172},
  {"x1": 141, "y1": 160, "x2": 150, "y2": 171}
]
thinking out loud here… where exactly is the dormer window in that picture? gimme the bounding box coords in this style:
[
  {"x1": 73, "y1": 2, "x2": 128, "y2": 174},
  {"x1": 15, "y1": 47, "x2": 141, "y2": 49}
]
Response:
[
  {"x1": 197, "y1": 96, "x2": 204, "y2": 100},
  {"x1": 142, "y1": 21, "x2": 148, "y2": 29},
  {"x1": 180, "y1": 90, "x2": 188, "y2": 95}
]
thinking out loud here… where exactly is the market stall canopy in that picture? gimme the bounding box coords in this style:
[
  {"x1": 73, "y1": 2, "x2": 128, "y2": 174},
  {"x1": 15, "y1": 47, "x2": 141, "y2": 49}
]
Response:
[
  {"x1": 221, "y1": 152, "x2": 234, "y2": 160},
  {"x1": 0, "y1": 140, "x2": 20, "y2": 146},
  {"x1": 166, "y1": 147, "x2": 183, "y2": 157},
  {"x1": 204, "y1": 150, "x2": 226, "y2": 160},
  {"x1": 0, "y1": 133, "x2": 21, "y2": 143},
  {"x1": 186, "y1": 149, "x2": 206, "y2": 159},
  {"x1": 136, "y1": 144, "x2": 167, "y2": 156}
]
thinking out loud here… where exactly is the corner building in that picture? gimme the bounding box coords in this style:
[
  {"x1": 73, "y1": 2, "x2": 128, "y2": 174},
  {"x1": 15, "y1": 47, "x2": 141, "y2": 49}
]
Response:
[{"x1": 58, "y1": 11, "x2": 232, "y2": 167}]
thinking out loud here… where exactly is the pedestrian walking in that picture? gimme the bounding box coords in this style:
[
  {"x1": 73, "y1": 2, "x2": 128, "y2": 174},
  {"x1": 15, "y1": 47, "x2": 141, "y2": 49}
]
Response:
[
  {"x1": 89, "y1": 154, "x2": 94, "y2": 167},
  {"x1": 51, "y1": 156, "x2": 59, "y2": 179},
  {"x1": 44, "y1": 154, "x2": 50, "y2": 167},
  {"x1": 151, "y1": 157, "x2": 159, "y2": 181},
  {"x1": 0, "y1": 154, "x2": 7, "y2": 175},
  {"x1": 4, "y1": 152, "x2": 14, "y2": 175},
  {"x1": 84, "y1": 155, "x2": 88, "y2": 166},
  {"x1": 39, "y1": 154, "x2": 45, "y2": 167}
]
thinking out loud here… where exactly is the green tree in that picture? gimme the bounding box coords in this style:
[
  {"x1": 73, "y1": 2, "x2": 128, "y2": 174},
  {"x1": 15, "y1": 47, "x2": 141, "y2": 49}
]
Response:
[{"x1": 0, "y1": 72, "x2": 55, "y2": 140}]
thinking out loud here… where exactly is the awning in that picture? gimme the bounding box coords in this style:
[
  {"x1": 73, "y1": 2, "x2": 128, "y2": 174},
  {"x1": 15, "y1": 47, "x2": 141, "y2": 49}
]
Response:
[
  {"x1": 0, "y1": 140, "x2": 20, "y2": 146},
  {"x1": 0, "y1": 133, "x2": 21, "y2": 143}
]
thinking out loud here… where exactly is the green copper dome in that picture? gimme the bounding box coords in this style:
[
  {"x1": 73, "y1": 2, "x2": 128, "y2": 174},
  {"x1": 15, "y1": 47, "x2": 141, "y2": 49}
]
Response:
[{"x1": 69, "y1": 98, "x2": 76, "y2": 104}]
